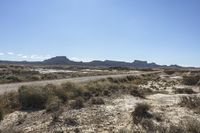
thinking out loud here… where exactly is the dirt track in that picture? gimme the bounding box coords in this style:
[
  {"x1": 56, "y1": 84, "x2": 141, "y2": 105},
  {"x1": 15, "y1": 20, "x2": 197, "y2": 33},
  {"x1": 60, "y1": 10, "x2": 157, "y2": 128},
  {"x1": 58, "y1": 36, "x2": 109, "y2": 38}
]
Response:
[{"x1": 0, "y1": 71, "x2": 157, "y2": 95}]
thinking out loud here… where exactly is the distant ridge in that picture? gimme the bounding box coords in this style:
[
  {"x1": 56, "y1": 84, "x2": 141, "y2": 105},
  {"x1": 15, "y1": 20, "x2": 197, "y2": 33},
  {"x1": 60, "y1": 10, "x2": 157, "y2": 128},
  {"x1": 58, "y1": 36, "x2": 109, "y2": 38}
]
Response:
[{"x1": 0, "y1": 56, "x2": 182, "y2": 68}]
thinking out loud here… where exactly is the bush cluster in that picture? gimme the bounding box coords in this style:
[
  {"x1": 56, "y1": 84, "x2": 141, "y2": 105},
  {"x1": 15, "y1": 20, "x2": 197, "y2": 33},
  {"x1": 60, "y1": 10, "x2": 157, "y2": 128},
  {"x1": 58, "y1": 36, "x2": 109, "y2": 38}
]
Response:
[{"x1": 182, "y1": 76, "x2": 200, "y2": 86}]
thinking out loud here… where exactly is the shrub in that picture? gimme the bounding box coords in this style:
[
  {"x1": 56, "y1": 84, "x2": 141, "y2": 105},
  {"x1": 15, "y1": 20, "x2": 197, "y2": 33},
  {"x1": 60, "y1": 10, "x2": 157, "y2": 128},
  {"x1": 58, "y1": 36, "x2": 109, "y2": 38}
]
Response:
[
  {"x1": 140, "y1": 119, "x2": 157, "y2": 132},
  {"x1": 0, "y1": 107, "x2": 3, "y2": 121},
  {"x1": 5, "y1": 75, "x2": 22, "y2": 83},
  {"x1": 91, "y1": 97, "x2": 105, "y2": 105},
  {"x1": 46, "y1": 96, "x2": 62, "y2": 112},
  {"x1": 132, "y1": 103, "x2": 152, "y2": 124},
  {"x1": 29, "y1": 75, "x2": 41, "y2": 81},
  {"x1": 65, "y1": 117, "x2": 79, "y2": 126},
  {"x1": 70, "y1": 97, "x2": 84, "y2": 109},
  {"x1": 184, "y1": 118, "x2": 200, "y2": 133},
  {"x1": 183, "y1": 76, "x2": 200, "y2": 86},
  {"x1": 179, "y1": 96, "x2": 200, "y2": 113},
  {"x1": 167, "y1": 124, "x2": 185, "y2": 133},
  {"x1": 130, "y1": 87, "x2": 145, "y2": 98},
  {"x1": 174, "y1": 88, "x2": 196, "y2": 94},
  {"x1": 168, "y1": 118, "x2": 200, "y2": 133},
  {"x1": 61, "y1": 82, "x2": 77, "y2": 91},
  {"x1": 62, "y1": 82, "x2": 83, "y2": 99},
  {"x1": 18, "y1": 86, "x2": 49, "y2": 109},
  {"x1": 53, "y1": 87, "x2": 68, "y2": 103},
  {"x1": 41, "y1": 73, "x2": 58, "y2": 80},
  {"x1": 164, "y1": 70, "x2": 176, "y2": 75}
]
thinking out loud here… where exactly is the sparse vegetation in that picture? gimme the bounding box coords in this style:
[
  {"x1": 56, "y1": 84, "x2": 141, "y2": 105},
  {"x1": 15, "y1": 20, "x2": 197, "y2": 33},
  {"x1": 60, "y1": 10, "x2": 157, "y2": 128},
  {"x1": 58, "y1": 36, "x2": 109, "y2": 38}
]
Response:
[
  {"x1": 90, "y1": 97, "x2": 105, "y2": 105},
  {"x1": 183, "y1": 75, "x2": 200, "y2": 86},
  {"x1": 132, "y1": 103, "x2": 152, "y2": 124},
  {"x1": 130, "y1": 87, "x2": 145, "y2": 98},
  {"x1": 65, "y1": 117, "x2": 79, "y2": 126},
  {"x1": 70, "y1": 97, "x2": 84, "y2": 109},
  {"x1": 1, "y1": 69, "x2": 200, "y2": 132},
  {"x1": 46, "y1": 96, "x2": 62, "y2": 112},
  {"x1": 0, "y1": 108, "x2": 3, "y2": 121},
  {"x1": 174, "y1": 88, "x2": 196, "y2": 94},
  {"x1": 18, "y1": 86, "x2": 49, "y2": 109},
  {"x1": 164, "y1": 69, "x2": 176, "y2": 75},
  {"x1": 179, "y1": 96, "x2": 200, "y2": 113},
  {"x1": 0, "y1": 73, "x2": 165, "y2": 123}
]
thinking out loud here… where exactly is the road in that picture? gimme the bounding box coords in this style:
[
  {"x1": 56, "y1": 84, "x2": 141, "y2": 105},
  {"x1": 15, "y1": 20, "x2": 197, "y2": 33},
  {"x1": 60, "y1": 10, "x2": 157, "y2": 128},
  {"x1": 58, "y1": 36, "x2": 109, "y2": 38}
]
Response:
[{"x1": 0, "y1": 71, "x2": 158, "y2": 94}]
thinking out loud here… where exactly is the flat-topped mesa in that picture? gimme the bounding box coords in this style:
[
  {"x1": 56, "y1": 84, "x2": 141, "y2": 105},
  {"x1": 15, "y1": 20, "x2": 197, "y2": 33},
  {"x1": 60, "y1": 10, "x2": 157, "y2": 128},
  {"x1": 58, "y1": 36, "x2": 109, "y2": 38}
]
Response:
[
  {"x1": 43, "y1": 56, "x2": 71, "y2": 65},
  {"x1": 0, "y1": 56, "x2": 183, "y2": 68}
]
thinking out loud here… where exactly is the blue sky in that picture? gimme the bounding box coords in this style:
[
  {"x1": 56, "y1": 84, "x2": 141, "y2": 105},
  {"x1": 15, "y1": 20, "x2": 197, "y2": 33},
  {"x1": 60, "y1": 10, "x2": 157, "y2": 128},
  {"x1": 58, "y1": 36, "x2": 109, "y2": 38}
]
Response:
[{"x1": 0, "y1": 0, "x2": 200, "y2": 66}]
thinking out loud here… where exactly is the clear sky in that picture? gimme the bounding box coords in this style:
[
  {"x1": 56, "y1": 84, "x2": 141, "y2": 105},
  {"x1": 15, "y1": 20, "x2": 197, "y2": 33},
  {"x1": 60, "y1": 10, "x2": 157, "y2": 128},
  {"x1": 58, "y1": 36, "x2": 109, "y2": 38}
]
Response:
[{"x1": 0, "y1": 0, "x2": 200, "y2": 66}]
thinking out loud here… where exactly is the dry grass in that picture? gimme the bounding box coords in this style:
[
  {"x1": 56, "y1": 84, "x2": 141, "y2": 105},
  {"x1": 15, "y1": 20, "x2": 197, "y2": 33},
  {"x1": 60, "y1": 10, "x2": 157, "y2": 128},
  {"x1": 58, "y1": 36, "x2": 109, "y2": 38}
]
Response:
[{"x1": 0, "y1": 74, "x2": 162, "y2": 121}]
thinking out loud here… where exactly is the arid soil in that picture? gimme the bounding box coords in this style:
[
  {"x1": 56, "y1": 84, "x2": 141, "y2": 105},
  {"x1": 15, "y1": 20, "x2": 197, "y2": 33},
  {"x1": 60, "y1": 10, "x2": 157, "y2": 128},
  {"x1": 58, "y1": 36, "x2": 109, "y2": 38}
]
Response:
[{"x1": 0, "y1": 71, "x2": 200, "y2": 133}]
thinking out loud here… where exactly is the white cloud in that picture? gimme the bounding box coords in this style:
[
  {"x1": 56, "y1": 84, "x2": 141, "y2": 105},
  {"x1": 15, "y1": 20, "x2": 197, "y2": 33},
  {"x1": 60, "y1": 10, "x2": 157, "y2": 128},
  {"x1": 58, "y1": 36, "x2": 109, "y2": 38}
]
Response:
[
  {"x1": 7, "y1": 52, "x2": 14, "y2": 55},
  {"x1": 71, "y1": 57, "x2": 81, "y2": 62},
  {"x1": 70, "y1": 57, "x2": 94, "y2": 62},
  {"x1": 22, "y1": 55, "x2": 28, "y2": 59},
  {"x1": 30, "y1": 55, "x2": 51, "y2": 60},
  {"x1": 0, "y1": 53, "x2": 4, "y2": 56}
]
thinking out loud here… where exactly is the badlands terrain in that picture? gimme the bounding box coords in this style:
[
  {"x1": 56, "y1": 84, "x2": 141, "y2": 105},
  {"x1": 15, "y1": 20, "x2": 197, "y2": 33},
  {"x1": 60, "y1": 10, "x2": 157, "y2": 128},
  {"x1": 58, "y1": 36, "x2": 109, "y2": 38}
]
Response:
[{"x1": 0, "y1": 66, "x2": 200, "y2": 133}]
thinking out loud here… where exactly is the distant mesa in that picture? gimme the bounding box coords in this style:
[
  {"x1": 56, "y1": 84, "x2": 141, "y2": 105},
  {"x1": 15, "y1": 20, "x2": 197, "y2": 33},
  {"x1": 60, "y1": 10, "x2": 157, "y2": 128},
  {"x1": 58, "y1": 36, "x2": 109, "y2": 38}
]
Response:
[
  {"x1": 0, "y1": 56, "x2": 182, "y2": 68},
  {"x1": 43, "y1": 56, "x2": 71, "y2": 65}
]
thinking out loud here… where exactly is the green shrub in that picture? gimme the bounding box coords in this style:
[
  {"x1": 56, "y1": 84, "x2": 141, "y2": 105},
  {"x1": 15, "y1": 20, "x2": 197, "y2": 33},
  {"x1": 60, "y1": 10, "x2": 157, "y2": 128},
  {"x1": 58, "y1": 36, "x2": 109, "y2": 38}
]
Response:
[{"x1": 18, "y1": 86, "x2": 49, "y2": 109}]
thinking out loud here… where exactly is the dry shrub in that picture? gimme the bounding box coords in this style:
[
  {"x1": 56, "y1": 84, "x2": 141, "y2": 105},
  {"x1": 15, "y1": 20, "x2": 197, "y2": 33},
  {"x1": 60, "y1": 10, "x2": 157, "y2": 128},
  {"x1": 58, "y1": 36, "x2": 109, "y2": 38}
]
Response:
[
  {"x1": 46, "y1": 96, "x2": 62, "y2": 112},
  {"x1": 90, "y1": 97, "x2": 105, "y2": 105},
  {"x1": 70, "y1": 97, "x2": 84, "y2": 109},
  {"x1": 183, "y1": 76, "x2": 200, "y2": 86},
  {"x1": 164, "y1": 70, "x2": 176, "y2": 75},
  {"x1": 0, "y1": 107, "x2": 3, "y2": 121},
  {"x1": 65, "y1": 117, "x2": 79, "y2": 126},
  {"x1": 18, "y1": 86, "x2": 49, "y2": 109},
  {"x1": 179, "y1": 96, "x2": 200, "y2": 113},
  {"x1": 130, "y1": 87, "x2": 145, "y2": 98},
  {"x1": 132, "y1": 103, "x2": 152, "y2": 124},
  {"x1": 174, "y1": 88, "x2": 196, "y2": 94}
]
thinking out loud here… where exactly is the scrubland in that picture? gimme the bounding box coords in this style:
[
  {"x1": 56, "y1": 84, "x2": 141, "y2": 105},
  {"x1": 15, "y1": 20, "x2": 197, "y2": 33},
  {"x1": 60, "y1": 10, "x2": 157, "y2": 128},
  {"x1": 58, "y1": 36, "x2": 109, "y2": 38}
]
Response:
[{"x1": 0, "y1": 68, "x2": 200, "y2": 133}]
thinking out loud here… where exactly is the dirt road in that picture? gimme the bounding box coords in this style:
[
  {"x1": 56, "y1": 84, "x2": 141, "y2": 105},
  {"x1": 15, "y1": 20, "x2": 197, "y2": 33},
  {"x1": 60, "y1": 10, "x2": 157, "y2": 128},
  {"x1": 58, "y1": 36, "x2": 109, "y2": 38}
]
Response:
[{"x1": 0, "y1": 71, "x2": 158, "y2": 94}]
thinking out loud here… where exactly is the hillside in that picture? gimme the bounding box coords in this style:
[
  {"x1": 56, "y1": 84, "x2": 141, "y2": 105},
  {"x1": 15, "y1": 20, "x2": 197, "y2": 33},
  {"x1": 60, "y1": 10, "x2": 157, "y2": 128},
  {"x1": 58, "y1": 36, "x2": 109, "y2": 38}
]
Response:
[{"x1": 0, "y1": 56, "x2": 181, "y2": 68}]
